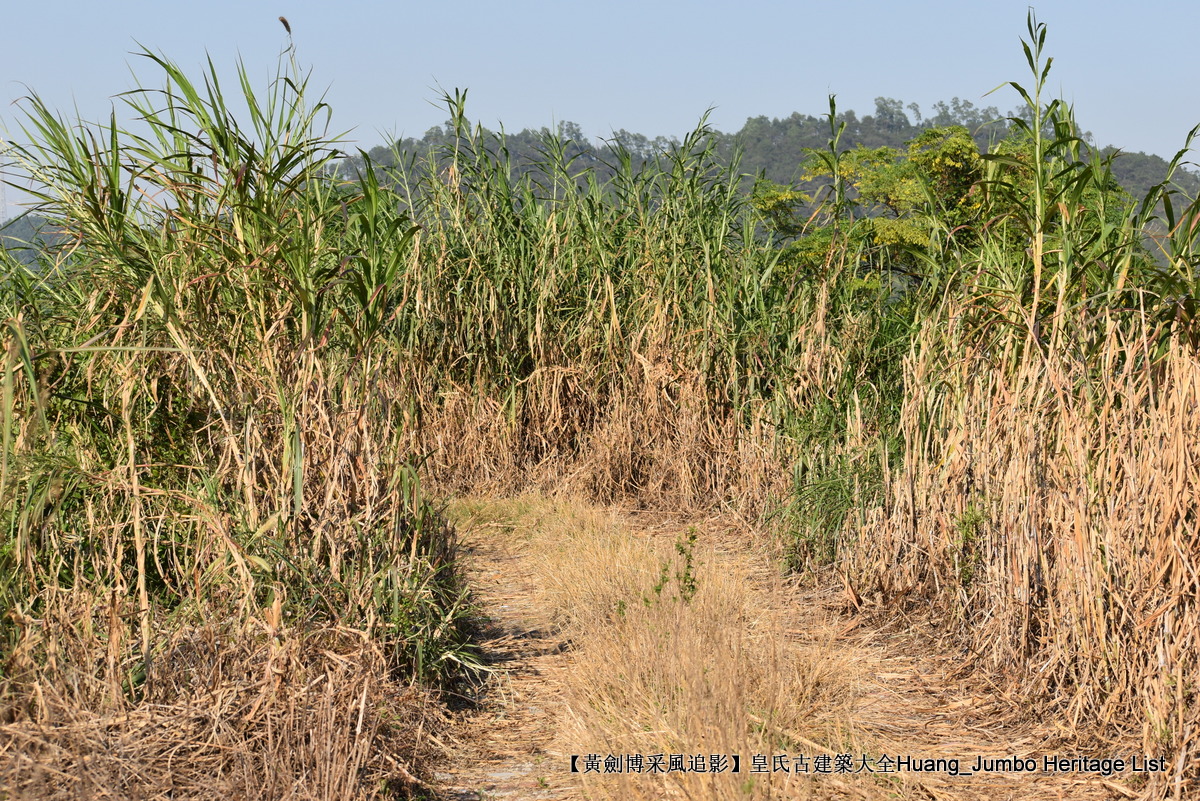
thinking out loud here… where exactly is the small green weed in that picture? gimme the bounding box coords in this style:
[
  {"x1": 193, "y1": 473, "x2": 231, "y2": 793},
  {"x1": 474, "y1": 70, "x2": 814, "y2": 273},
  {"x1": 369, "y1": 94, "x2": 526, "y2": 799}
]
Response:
[
  {"x1": 953, "y1": 502, "x2": 987, "y2": 588},
  {"x1": 643, "y1": 528, "x2": 700, "y2": 606}
]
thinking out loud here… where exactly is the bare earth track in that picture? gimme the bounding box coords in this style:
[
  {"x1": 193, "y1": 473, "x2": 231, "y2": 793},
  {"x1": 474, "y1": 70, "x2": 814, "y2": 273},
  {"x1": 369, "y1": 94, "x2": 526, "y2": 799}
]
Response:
[
  {"x1": 434, "y1": 506, "x2": 574, "y2": 800},
  {"x1": 432, "y1": 497, "x2": 1132, "y2": 801}
]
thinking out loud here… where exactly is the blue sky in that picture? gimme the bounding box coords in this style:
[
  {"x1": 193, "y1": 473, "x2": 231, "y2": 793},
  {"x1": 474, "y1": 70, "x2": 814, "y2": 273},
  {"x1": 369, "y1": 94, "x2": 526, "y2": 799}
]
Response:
[{"x1": 2, "y1": 1, "x2": 1198, "y2": 216}]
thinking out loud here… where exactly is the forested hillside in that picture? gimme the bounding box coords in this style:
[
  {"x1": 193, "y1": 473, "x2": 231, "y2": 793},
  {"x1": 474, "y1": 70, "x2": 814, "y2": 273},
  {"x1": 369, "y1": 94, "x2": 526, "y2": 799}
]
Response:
[
  {"x1": 344, "y1": 95, "x2": 1200, "y2": 203},
  {"x1": 0, "y1": 213, "x2": 57, "y2": 264}
]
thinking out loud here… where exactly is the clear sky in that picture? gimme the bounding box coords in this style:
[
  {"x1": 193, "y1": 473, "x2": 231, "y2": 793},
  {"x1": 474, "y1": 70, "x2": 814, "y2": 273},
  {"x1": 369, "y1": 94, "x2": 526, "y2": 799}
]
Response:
[{"x1": 2, "y1": 1, "x2": 1198, "y2": 217}]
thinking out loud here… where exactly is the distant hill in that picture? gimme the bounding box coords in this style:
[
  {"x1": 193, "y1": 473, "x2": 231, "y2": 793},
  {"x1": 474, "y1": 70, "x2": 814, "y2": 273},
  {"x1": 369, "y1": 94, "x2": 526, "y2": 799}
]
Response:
[
  {"x1": 724, "y1": 100, "x2": 1200, "y2": 203},
  {"x1": 1, "y1": 213, "x2": 56, "y2": 265},
  {"x1": 1096, "y1": 148, "x2": 1200, "y2": 203},
  {"x1": 345, "y1": 96, "x2": 1200, "y2": 207}
]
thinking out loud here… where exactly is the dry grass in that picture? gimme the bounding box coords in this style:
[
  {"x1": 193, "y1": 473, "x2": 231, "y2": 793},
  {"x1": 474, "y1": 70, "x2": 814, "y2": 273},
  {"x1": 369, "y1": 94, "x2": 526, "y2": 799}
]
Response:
[
  {"x1": 444, "y1": 495, "x2": 1148, "y2": 801},
  {"x1": 0, "y1": 624, "x2": 444, "y2": 800},
  {"x1": 463, "y1": 497, "x2": 863, "y2": 800},
  {"x1": 0, "y1": 52, "x2": 476, "y2": 800},
  {"x1": 849, "y1": 311, "x2": 1200, "y2": 798},
  {"x1": 416, "y1": 356, "x2": 790, "y2": 519}
]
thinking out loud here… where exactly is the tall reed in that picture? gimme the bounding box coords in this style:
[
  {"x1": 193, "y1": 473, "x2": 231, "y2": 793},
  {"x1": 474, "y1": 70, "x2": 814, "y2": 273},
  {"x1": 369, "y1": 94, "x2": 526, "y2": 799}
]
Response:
[
  {"x1": 0, "y1": 46, "x2": 474, "y2": 797},
  {"x1": 842, "y1": 15, "x2": 1200, "y2": 796}
]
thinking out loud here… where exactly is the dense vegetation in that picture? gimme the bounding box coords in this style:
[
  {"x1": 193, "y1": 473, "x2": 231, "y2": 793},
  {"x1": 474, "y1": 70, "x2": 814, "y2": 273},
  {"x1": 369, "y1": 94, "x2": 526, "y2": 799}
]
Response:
[
  {"x1": 0, "y1": 49, "x2": 478, "y2": 798},
  {"x1": 8, "y1": 90, "x2": 1198, "y2": 265},
  {"x1": 1, "y1": 13, "x2": 1198, "y2": 799}
]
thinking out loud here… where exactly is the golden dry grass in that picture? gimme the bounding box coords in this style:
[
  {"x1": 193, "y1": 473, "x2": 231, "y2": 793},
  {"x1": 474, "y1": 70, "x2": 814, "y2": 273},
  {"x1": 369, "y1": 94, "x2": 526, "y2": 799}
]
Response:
[
  {"x1": 849, "y1": 313, "x2": 1200, "y2": 799},
  {"x1": 447, "y1": 496, "x2": 865, "y2": 800},
  {"x1": 0, "y1": 625, "x2": 445, "y2": 800},
  {"x1": 416, "y1": 358, "x2": 789, "y2": 518},
  {"x1": 443, "y1": 495, "x2": 1147, "y2": 801}
]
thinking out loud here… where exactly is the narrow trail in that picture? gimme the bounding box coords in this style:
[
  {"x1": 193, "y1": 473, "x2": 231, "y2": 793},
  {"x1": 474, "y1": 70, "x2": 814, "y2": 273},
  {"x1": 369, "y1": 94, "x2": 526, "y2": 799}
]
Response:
[
  {"x1": 433, "y1": 507, "x2": 575, "y2": 800},
  {"x1": 431, "y1": 497, "x2": 1132, "y2": 801}
]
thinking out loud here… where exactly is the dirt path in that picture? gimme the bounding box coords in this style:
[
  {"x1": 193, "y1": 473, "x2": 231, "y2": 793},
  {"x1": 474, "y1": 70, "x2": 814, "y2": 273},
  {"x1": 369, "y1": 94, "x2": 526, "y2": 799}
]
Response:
[
  {"x1": 432, "y1": 502, "x2": 575, "y2": 800},
  {"x1": 431, "y1": 497, "x2": 1134, "y2": 801}
]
